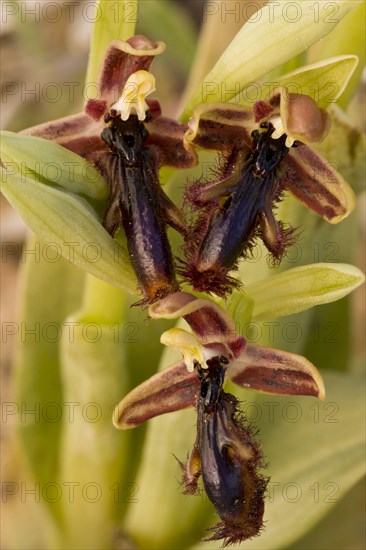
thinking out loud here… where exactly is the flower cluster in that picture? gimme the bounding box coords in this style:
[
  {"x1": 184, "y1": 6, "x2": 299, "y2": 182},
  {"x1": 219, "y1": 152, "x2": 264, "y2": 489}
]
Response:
[
  {"x1": 17, "y1": 35, "x2": 355, "y2": 303},
  {"x1": 1, "y1": 4, "x2": 364, "y2": 547}
]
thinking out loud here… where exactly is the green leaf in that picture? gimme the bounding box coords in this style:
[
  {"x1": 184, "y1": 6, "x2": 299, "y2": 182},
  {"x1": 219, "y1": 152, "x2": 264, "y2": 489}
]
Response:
[
  {"x1": 192, "y1": 370, "x2": 365, "y2": 548},
  {"x1": 307, "y1": 2, "x2": 366, "y2": 107},
  {"x1": 182, "y1": 0, "x2": 361, "y2": 120},
  {"x1": 289, "y1": 476, "x2": 365, "y2": 550},
  {"x1": 0, "y1": 131, "x2": 108, "y2": 200},
  {"x1": 86, "y1": 0, "x2": 138, "y2": 87},
  {"x1": 1, "y1": 172, "x2": 137, "y2": 294},
  {"x1": 231, "y1": 56, "x2": 359, "y2": 110},
  {"x1": 137, "y1": 0, "x2": 196, "y2": 75},
  {"x1": 240, "y1": 263, "x2": 365, "y2": 322}
]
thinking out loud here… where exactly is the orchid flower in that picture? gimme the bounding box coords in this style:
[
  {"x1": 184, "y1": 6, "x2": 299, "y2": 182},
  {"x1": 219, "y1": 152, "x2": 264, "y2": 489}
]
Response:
[
  {"x1": 180, "y1": 60, "x2": 358, "y2": 294},
  {"x1": 113, "y1": 291, "x2": 326, "y2": 544},
  {"x1": 1, "y1": 35, "x2": 199, "y2": 301}
]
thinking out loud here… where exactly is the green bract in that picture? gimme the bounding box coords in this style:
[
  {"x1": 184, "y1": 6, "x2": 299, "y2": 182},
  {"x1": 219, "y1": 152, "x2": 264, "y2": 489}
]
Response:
[
  {"x1": 0, "y1": 172, "x2": 137, "y2": 293},
  {"x1": 231, "y1": 55, "x2": 359, "y2": 109},
  {"x1": 239, "y1": 263, "x2": 365, "y2": 322},
  {"x1": 182, "y1": 0, "x2": 362, "y2": 118},
  {"x1": 1, "y1": 131, "x2": 108, "y2": 199}
]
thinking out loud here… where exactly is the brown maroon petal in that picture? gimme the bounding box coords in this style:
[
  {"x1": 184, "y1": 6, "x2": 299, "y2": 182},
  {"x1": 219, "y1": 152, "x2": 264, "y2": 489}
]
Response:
[
  {"x1": 282, "y1": 144, "x2": 355, "y2": 224},
  {"x1": 85, "y1": 99, "x2": 109, "y2": 121},
  {"x1": 228, "y1": 344, "x2": 325, "y2": 399},
  {"x1": 184, "y1": 103, "x2": 252, "y2": 152},
  {"x1": 149, "y1": 292, "x2": 246, "y2": 359},
  {"x1": 113, "y1": 361, "x2": 199, "y2": 429},
  {"x1": 21, "y1": 112, "x2": 96, "y2": 141},
  {"x1": 20, "y1": 112, "x2": 107, "y2": 161},
  {"x1": 146, "y1": 116, "x2": 197, "y2": 168},
  {"x1": 93, "y1": 35, "x2": 165, "y2": 115},
  {"x1": 253, "y1": 100, "x2": 274, "y2": 122}
]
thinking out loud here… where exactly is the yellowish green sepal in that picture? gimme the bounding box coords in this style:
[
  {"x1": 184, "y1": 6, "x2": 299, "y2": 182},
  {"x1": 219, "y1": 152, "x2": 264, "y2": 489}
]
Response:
[{"x1": 239, "y1": 263, "x2": 365, "y2": 322}]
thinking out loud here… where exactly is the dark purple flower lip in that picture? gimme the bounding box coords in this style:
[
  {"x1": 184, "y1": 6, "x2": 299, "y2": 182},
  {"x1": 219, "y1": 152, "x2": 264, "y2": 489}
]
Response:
[
  {"x1": 98, "y1": 110, "x2": 186, "y2": 303},
  {"x1": 181, "y1": 122, "x2": 296, "y2": 297},
  {"x1": 181, "y1": 359, "x2": 268, "y2": 546}
]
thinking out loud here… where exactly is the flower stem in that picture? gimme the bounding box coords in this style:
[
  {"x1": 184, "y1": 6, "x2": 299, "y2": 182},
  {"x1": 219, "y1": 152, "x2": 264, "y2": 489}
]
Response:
[{"x1": 57, "y1": 276, "x2": 131, "y2": 548}]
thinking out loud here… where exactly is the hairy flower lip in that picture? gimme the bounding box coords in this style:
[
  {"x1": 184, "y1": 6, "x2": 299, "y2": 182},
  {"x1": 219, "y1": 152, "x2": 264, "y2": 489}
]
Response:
[
  {"x1": 181, "y1": 122, "x2": 295, "y2": 296},
  {"x1": 188, "y1": 361, "x2": 268, "y2": 546}
]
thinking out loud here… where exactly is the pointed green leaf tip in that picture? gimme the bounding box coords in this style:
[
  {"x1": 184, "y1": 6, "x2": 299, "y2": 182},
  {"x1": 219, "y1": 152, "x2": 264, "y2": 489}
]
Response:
[
  {"x1": 229, "y1": 263, "x2": 365, "y2": 322},
  {"x1": 182, "y1": 0, "x2": 362, "y2": 119},
  {"x1": 0, "y1": 131, "x2": 108, "y2": 200}
]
